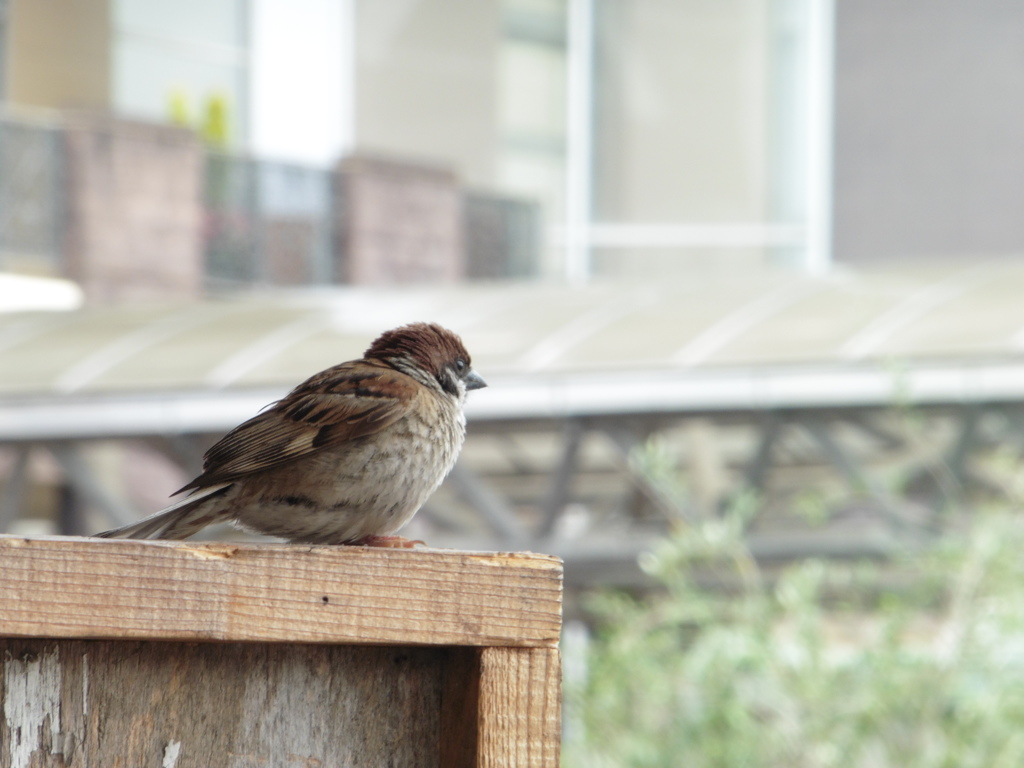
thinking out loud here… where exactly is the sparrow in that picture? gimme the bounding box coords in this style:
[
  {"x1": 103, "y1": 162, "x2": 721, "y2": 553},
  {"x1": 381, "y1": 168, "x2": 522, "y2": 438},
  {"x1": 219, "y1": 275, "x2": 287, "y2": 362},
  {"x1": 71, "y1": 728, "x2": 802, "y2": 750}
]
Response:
[{"x1": 97, "y1": 322, "x2": 486, "y2": 547}]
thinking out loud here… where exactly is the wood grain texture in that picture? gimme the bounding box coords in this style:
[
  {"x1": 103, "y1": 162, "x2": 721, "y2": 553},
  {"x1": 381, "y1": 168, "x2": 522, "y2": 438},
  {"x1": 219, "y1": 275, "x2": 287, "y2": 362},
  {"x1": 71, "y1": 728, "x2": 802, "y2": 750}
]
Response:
[
  {"x1": 0, "y1": 639, "x2": 445, "y2": 768},
  {"x1": 439, "y1": 648, "x2": 482, "y2": 768},
  {"x1": 0, "y1": 536, "x2": 562, "y2": 648},
  {"x1": 478, "y1": 647, "x2": 562, "y2": 768}
]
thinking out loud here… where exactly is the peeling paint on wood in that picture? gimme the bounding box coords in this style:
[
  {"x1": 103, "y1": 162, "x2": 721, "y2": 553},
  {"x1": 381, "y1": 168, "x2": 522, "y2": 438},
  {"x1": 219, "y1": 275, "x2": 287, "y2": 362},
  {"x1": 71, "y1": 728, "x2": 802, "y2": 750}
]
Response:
[
  {"x1": 3, "y1": 644, "x2": 62, "y2": 768},
  {"x1": 1, "y1": 640, "x2": 448, "y2": 767},
  {"x1": 162, "y1": 740, "x2": 182, "y2": 767},
  {"x1": 81, "y1": 652, "x2": 88, "y2": 717}
]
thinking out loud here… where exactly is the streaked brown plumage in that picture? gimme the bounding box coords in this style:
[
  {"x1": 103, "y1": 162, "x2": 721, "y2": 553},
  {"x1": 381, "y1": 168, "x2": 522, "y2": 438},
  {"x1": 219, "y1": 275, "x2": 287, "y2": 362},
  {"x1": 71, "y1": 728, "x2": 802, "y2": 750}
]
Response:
[{"x1": 96, "y1": 323, "x2": 486, "y2": 546}]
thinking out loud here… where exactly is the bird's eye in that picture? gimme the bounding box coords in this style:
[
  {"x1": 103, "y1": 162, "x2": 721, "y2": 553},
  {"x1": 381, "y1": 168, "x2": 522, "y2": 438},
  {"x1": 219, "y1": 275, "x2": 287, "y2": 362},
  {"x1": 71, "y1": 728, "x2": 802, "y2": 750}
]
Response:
[{"x1": 455, "y1": 358, "x2": 467, "y2": 372}]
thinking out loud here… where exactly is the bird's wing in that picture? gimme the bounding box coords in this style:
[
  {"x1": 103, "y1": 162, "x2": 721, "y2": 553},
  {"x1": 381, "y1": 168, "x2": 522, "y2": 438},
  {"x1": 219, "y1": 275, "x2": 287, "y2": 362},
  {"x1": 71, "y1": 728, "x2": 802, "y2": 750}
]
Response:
[{"x1": 178, "y1": 362, "x2": 417, "y2": 491}]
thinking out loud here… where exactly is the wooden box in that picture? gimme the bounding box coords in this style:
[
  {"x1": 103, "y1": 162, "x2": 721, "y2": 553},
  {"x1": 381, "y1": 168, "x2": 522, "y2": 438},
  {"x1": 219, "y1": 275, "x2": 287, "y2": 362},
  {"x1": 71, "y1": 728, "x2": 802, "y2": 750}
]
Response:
[{"x1": 0, "y1": 536, "x2": 562, "y2": 767}]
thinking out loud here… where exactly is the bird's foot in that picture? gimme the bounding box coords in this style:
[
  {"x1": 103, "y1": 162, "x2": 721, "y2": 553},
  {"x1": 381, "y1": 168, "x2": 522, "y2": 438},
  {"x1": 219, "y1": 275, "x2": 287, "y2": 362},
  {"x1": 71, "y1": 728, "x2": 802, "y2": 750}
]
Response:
[{"x1": 352, "y1": 535, "x2": 425, "y2": 549}]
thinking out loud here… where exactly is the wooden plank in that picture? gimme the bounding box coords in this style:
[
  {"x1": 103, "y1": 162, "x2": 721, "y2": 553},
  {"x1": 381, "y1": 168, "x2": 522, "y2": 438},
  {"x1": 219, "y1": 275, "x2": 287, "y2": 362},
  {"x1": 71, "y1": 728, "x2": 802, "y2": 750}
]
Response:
[
  {"x1": 477, "y1": 647, "x2": 562, "y2": 768},
  {"x1": 0, "y1": 638, "x2": 446, "y2": 767},
  {"x1": 439, "y1": 648, "x2": 482, "y2": 768},
  {"x1": 0, "y1": 536, "x2": 562, "y2": 648}
]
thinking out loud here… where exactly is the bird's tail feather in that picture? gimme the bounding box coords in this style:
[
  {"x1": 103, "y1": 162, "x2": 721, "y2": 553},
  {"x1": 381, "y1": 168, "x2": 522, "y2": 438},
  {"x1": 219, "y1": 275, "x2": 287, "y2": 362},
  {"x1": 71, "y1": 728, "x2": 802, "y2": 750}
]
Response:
[{"x1": 95, "y1": 484, "x2": 232, "y2": 540}]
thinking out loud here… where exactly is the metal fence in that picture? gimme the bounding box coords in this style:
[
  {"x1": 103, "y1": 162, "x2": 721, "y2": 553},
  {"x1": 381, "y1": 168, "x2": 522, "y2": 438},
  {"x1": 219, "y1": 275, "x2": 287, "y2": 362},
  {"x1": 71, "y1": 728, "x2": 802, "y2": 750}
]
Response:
[
  {"x1": 464, "y1": 191, "x2": 541, "y2": 279},
  {"x1": 203, "y1": 156, "x2": 541, "y2": 287},
  {"x1": 204, "y1": 154, "x2": 336, "y2": 288},
  {"x1": 0, "y1": 114, "x2": 65, "y2": 275}
]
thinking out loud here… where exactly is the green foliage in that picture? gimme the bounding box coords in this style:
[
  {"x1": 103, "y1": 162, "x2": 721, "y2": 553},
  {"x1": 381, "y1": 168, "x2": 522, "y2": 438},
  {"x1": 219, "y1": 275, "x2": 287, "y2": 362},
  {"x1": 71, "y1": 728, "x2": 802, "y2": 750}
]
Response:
[
  {"x1": 167, "y1": 88, "x2": 192, "y2": 128},
  {"x1": 563, "y1": 511, "x2": 1024, "y2": 768},
  {"x1": 201, "y1": 92, "x2": 231, "y2": 149},
  {"x1": 165, "y1": 88, "x2": 231, "y2": 148}
]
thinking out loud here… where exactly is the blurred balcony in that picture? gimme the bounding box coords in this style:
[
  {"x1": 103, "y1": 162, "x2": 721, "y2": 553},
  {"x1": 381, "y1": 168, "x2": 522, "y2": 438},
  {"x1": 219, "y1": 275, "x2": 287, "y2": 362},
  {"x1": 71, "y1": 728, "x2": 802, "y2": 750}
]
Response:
[{"x1": 0, "y1": 111, "x2": 542, "y2": 300}]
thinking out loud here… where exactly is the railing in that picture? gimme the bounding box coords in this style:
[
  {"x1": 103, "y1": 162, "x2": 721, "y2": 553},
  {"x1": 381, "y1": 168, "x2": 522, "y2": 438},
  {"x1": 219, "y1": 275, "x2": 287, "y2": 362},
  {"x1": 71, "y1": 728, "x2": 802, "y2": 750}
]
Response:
[
  {"x1": 464, "y1": 191, "x2": 541, "y2": 279},
  {"x1": 204, "y1": 154, "x2": 336, "y2": 288},
  {"x1": 0, "y1": 114, "x2": 541, "y2": 291},
  {"x1": 203, "y1": 157, "x2": 541, "y2": 287},
  {"x1": 0, "y1": 113, "x2": 65, "y2": 275}
]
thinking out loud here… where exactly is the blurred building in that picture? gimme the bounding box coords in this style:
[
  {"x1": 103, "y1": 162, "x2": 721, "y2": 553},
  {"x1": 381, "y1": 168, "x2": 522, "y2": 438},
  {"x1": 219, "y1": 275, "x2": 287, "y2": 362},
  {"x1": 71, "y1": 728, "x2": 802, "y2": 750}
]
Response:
[
  {"x1": 3, "y1": 1, "x2": 1024, "y2": 287},
  {"x1": 1, "y1": 0, "x2": 815, "y2": 289},
  {"x1": 833, "y1": 0, "x2": 1024, "y2": 265}
]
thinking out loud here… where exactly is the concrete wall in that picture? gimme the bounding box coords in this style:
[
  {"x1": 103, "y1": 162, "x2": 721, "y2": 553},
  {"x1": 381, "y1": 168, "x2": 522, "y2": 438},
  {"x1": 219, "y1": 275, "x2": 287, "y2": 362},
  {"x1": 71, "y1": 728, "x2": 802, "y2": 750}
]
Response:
[
  {"x1": 354, "y1": 0, "x2": 501, "y2": 189},
  {"x1": 833, "y1": 0, "x2": 1024, "y2": 263},
  {"x1": 63, "y1": 115, "x2": 203, "y2": 301},
  {"x1": 337, "y1": 155, "x2": 463, "y2": 285},
  {"x1": 6, "y1": 0, "x2": 110, "y2": 110}
]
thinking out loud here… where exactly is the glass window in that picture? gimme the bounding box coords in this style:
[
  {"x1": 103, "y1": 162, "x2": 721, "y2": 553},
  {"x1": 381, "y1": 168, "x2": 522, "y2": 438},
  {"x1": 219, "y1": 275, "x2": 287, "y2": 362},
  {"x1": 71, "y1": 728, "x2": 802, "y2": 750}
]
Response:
[
  {"x1": 499, "y1": 0, "x2": 568, "y2": 274},
  {"x1": 115, "y1": 0, "x2": 245, "y2": 49},
  {"x1": 587, "y1": 0, "x2": 796, "y2": 276},
  {"x1": 112, "y1": 0, "x2": 248, "y2": 145},
  {"x1": 353, "y1": 0, "x2": 570, "y2": 277},
  {"x1": 594, "y1": 0, "x2": 770, "y2": 224}
]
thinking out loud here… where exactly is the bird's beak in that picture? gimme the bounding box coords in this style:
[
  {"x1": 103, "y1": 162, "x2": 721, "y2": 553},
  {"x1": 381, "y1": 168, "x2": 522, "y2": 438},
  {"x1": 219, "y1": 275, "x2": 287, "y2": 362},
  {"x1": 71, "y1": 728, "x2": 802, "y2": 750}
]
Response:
[{"x1": 465, "y1": 370, "x2": 487, "y2": 391}]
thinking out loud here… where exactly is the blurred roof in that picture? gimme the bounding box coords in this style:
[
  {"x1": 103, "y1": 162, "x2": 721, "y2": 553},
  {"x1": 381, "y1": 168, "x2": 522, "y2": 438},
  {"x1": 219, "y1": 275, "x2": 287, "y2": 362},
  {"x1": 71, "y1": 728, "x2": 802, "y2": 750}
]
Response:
[{"x1": 4, "y1": 260, "x2": 1024, "y2": 440}]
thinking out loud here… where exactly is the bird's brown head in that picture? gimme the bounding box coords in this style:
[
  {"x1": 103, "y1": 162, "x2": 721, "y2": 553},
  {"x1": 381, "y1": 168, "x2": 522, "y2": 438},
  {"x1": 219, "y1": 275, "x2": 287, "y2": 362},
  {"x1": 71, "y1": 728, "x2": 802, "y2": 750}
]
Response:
[{"x1": 366, "y1": 323, "x2": 487, "y2": 398}]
